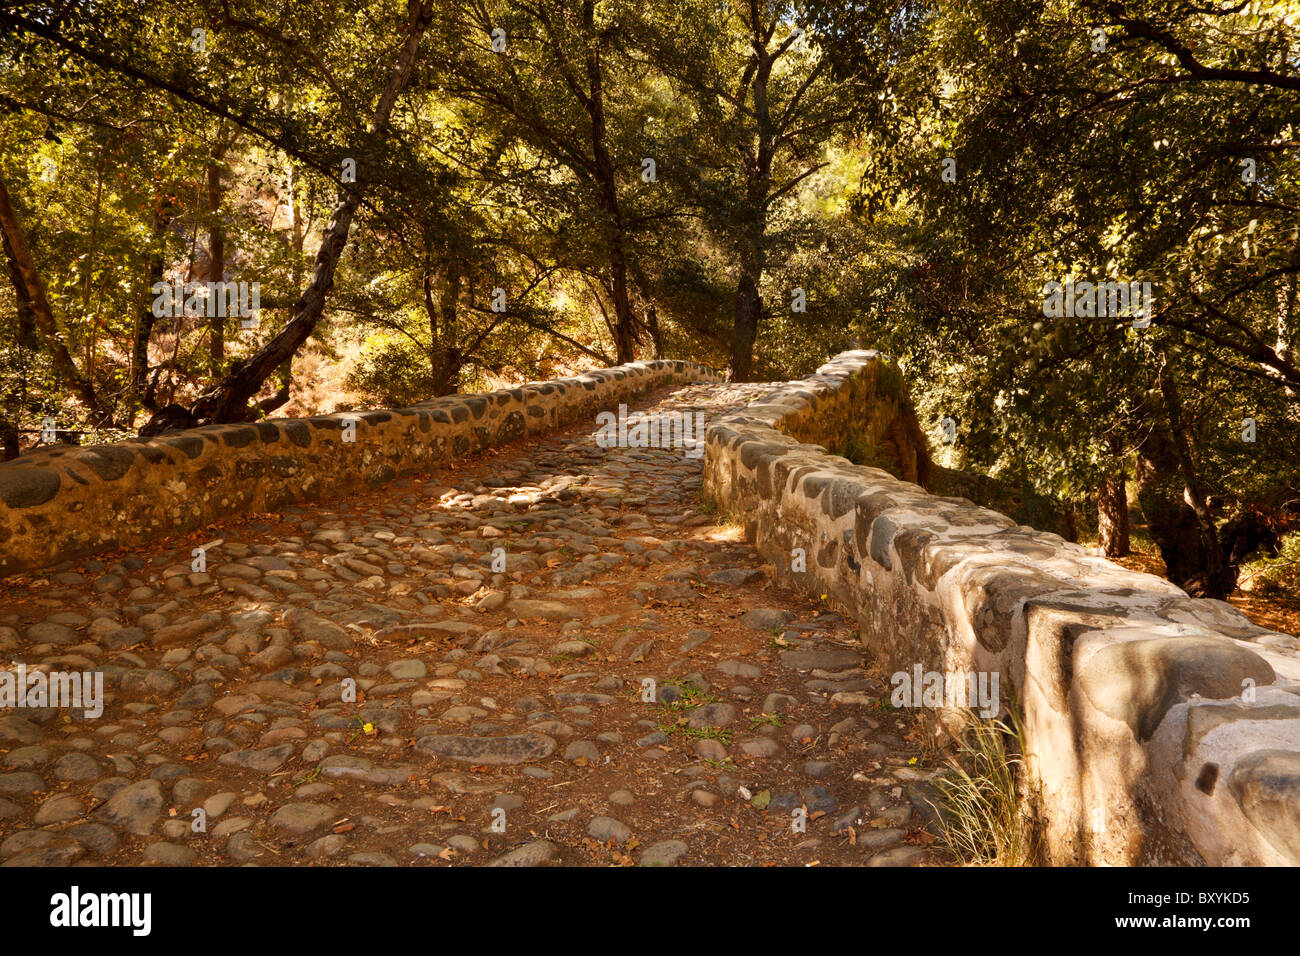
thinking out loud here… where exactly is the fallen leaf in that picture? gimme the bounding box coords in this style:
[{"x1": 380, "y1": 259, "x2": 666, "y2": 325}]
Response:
[{"x1": 905, "y1": 827, "x2": 937, "y2": 846}]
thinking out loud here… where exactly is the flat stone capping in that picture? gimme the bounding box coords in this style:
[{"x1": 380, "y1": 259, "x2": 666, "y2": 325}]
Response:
[
  {"x1": 704, "y1": 349, "x2": 1300, "y2": 865},
  {"x1": 0, "y1": 359, "x2": 718, "y2": 577}
]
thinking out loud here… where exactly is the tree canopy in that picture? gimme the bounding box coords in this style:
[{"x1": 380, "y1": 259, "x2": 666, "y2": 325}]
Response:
[{"x1": 1, "y1": 0, "x2": 1297, "y2": 601}]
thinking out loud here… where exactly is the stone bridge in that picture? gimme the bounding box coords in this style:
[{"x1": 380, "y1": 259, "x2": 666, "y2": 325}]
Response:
[{"x1": 0, "y1": 354, "x2": 1295, "y2": 866}]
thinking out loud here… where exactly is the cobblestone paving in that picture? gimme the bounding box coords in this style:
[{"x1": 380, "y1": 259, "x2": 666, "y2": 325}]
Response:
[{"x1": 0, "y1": 383, "x2": 939, "y2": 867}]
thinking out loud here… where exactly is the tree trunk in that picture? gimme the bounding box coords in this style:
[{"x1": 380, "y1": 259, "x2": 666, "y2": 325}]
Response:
[
  {"x1": 141, "y1": 0, "x2": 433, "y2": 434},
  {"x1": 131, "y1": 209, "x2": 172, "y2": 421},
  {"x1": 255, "y1": 357, "x2": 293, "y2": 416},
  {"x1": 1135, "y1": 364, "x2": 1235, "y2": 598},
  {"x1": 603, "y1": 201, "x2": 637, "y2": 364},
  {"x1": 431, "y1": 347, "x2": 463, "y2": 396},
  {"x1": 207, "y1": 156, "x2": 226, "y2": 366},
  {"x1": 583, "y1": 0, "x2": 637, "y2": 364},
  {"x1": 0, "y1": 168, "x2": 114, "y2": 426},
  {"x1": 0, "y1": 418, "x2": 17, "y2": 461},
  {"x1": 2, "y1": 215, "x2": 39, "y2": 453},
  {"x1": 1136, "y1": 426, "x2": 1209, "y2": 593},
  {"x1": 646, "y1": 304, "x2": 664, "y2": 359},
  {"x1": 82, "y1": 160, "x2": 104, "y2": 377},
  {"x1": 1279, "y1": 230, "x2": 1298, "y2": 399},
  {"x1": 1062, "y1": 497, "x2": 1079, "y2": 543},
  {"x1": 288, "y1": 159, "x2": 305, "y2": 286},
  {"x1": 1157, "y1": 362, "x2": 1236, "y2": 596},
  {"x1": 727, "y1": 25, "x2": 774, "y2": 383},
  {"x1": 729, "y1": 270, "x2": 762, "y2": 381},
  {"x1": 423, "y1": 259, "x2": 463, "y2": 396},
  {"x1": 1097, "y1": 466, "x2": 1131, "y2": 558}
]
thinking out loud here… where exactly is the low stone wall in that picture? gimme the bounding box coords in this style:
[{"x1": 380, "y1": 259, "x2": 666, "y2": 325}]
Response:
[
  {"x1": 0, "y1": 360, "x2": 719, "y2": 577},
  {"x1": 704, "y1": 349, "x2": 1300, "y2": 866}
]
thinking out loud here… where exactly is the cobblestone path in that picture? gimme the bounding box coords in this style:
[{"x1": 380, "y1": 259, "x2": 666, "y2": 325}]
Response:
[{"x1": 0, "y1": 382, "x2": 939, "y2": 867}]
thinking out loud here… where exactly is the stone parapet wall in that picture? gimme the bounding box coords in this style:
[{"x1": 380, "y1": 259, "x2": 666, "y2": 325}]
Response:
[
  {"x1": 0, "y1": 360, "x2": 719, "y2": 577},
  {"x1": 704, "y1": 349, "x2": 1300, "y2": 866}
]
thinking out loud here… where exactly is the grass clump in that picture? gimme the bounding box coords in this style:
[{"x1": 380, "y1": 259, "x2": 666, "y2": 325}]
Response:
[{"x1": 926, "y1": 711, "x2": 1039, "y2": 867}]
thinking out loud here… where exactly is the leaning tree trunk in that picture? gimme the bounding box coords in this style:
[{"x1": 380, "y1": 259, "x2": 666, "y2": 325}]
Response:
[
  {"x1": 0, "y1": 169, "x2": 114, "y2": 426},
  {"x1": 142, "y1": 0, "x2": 433, "y2": 433},
  {"x1": 2, "y1": 218, "x2": 38, "y2": 458}
]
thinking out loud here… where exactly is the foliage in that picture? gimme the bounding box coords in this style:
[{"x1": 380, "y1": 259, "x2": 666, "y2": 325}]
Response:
[{"x1": 0, "y1": 0, "x2": 1296, "y2": 599}]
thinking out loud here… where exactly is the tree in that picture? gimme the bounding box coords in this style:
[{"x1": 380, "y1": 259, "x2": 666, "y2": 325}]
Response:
[
  {"x1": 813, "y1": 0, "x2": 1298, "y2": 595},
  {"x1": 146, "y1": 0, "x2": 435, "y2": 429},
  {"x1": 631, "y1": 0, "x2": 884, "y2": 380},
  {"x1": 432, "y1": 0, "x2": 662, "y2": 363},
  {"x1": 0, "y1": 169, "x2": 114, "y2": 426}
]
